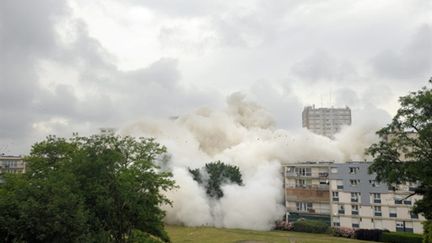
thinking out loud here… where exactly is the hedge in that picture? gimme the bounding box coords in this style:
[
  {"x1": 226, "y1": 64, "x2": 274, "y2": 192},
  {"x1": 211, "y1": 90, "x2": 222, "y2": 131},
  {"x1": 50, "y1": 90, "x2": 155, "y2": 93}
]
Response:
[
  {"x1": 354, "y1": 229, "x2": 385, "y2": 241},
  {"x1": 292, "y1": 220, "x2": 330, "y2": 234},
  {"x1": 380, "y1": 231, "x2": 423, "y2": 243}
]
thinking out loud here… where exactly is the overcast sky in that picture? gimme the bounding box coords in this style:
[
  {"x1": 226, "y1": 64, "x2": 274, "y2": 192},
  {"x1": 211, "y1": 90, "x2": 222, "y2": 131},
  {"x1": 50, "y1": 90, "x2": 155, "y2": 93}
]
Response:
[{"x1": 1, "y1": 0, "x2": 431, "y2": 154}]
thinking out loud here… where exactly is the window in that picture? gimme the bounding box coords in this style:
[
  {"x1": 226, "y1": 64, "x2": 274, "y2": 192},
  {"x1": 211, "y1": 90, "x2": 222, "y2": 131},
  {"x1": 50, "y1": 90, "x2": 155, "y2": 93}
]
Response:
[
  {"x1": 332, "y1": 192, "x2": 339, "y2": 202},
  {"x1": 349, "y1": 167, "x2": 359, "y2": 174},
  {"x1": 295, "y1": 167, "x2": 311, "y2": 176},
  {"x1": 410, "y1": 211, "x2": 419, "y2": 219},
  {"x1": 333, "y1": 217, "x2": 340, "y2": 227},
  {"x1": 352, "y1": 218, "x2": 360, "y2": 228},
  {"x1": 338, "y1": 205, "x2": 345, "y2": 214},
  {"x1": 336, "y1": 180, "x2": 343, "y2": 190},
  {"x1": 374, "y1": 206, "x2": 382, "y2": 217},
  {"x1": 389, "y1": 208, "x2": 397, "y2": 218},
  {"x1": 296, "y1": 202, "x2": 313, "y2": 212},
  {"x1": 350, "y1": 179, "x2": 360, "y2": 186},
  {"x1": 352, "y1": 205, "x2": 359, "y2": 215},
  {"x1": 296, "y1": 179, "x2": 311, "y2": 188},
  {"x1": 395, "y1": 196, "x2": 403, "y2": 205},
  {"x1": 403, "y1": 199, "x2": 412, "y2": 205},
  {"x1": 372, "y1": 193, "x2": 381, "y2": 204},
  {"x1": 351, "y1": 192, "x2": 360, "y2": 202}
]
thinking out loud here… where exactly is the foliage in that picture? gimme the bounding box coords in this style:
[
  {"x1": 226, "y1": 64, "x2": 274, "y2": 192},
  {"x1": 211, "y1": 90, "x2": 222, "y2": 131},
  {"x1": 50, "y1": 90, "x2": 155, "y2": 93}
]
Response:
[
  {"x1": 291, "y1": 220, "x2": 329, "y2": 234},
  {"x1": 330, "y1": 227, "x2": 356, "y2": 238},
  {"x1": 367, "y1": 80, "x2": 432, "y2": 219},
  {"x1": 354, "y1": 229, "x2": 385, "y2": 241},
  {"x1": 0, "y1": 135, "x2": 175, "y2": 243},
  {"x1": 274, "y1": 220, "x2": 293, "y2": 231},
  {"x1": 127, "y1": 229, "x2": 164, "y2": 243},
  {"x1": 189, "y1": 161, "x2": 243, "y2": 199},
  {"x1": 380, "y1": 231, "x2": 423, "y2": 243},
  {"x1": 423, "y1": 220, "x2": 432, "y2": 243}
]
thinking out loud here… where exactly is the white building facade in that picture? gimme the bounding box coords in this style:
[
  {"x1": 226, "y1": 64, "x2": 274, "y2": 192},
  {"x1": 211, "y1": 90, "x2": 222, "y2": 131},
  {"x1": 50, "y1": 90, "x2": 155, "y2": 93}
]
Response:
[{"x1": 283, "y1": 162, "x2": 425, "y2": 234}]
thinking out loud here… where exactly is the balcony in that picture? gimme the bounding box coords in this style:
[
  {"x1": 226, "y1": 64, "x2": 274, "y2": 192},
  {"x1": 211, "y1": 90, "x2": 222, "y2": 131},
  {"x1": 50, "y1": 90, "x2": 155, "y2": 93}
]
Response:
[
  {"x1": 318, "y1": 172, "x2": 329, "y2": 178},
  {"x1": 294, "y1": 184, "x2": 329, "y2": 190}
]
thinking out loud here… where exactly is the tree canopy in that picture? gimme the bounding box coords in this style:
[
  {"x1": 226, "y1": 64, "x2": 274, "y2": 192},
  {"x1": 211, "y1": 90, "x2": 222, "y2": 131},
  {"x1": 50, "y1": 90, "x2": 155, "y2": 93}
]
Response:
[
  {"x1": 0, "y1": 135, "x2": 175, "y2": 243},
  {"x1": 367, "y1": 79, "x2": 432, "y2": 220},
  {"x1": 189, "y1": 161, "x2": 243, "y2": 199}
]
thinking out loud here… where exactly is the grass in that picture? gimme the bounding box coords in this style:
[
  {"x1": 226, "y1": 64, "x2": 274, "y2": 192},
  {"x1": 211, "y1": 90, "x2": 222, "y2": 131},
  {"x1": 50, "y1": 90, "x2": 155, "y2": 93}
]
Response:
[{"x1": 166, "y1": 225, "x2": 371, "y2": 243}]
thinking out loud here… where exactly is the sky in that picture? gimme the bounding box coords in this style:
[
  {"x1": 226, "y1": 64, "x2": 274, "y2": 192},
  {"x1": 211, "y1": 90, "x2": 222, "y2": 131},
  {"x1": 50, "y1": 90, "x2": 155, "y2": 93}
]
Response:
[{"x1": 1, "y1": 0, "x2": 431, "y2": 154}]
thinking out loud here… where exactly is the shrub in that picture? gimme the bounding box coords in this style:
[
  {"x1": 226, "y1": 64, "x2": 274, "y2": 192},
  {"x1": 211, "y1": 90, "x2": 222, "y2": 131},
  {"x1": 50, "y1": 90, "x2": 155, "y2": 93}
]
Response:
[
  {"x1": 354, "y1": 229, "x2": 385, "y2": 241},
  {"x1": 274, "y1": 220, "x2": 293, "y2": 231},
  {"x1": 424, "y1": 220, "x2": 432, "y2": 243},
  {"x1": 381, "y1": 231, "x2": 423, "y2": 243},
  {"x1": 331, "y1": 227, "x2": 355, "y2": 238},
  {"x1": 292, "y1": 220, "x2": 329, "y2": 233}
]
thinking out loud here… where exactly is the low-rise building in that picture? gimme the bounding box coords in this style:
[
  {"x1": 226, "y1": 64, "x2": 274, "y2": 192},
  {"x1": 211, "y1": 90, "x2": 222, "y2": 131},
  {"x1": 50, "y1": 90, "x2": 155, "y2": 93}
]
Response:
[
  {"x1": 0, "y1": 155, "x2": 26, "y2": 182},
  {"x1": 283, "y1": 162, "x2": 425, "y2": 233}
]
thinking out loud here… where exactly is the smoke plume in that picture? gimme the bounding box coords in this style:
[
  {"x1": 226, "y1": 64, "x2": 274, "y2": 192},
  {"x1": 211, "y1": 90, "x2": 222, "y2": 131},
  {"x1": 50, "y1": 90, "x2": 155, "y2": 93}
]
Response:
[{"x1": 120, "y1": 93, "x2": 381, "y2": 230}]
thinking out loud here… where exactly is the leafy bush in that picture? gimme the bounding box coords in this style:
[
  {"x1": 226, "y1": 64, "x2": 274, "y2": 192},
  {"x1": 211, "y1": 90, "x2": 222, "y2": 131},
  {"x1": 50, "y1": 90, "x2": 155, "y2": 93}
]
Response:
[
  {"x1": 292, "y1": 220, "x2": 329, "y2": 233},
  {"x1": 424, "y1": 220, "x2": 432, "y2": 243},
  {"x1": 274, "y1": 220, "x2": 293, "y2": 231},
  {"x1": 354, "y1": 229, "x2": 384, "y2": 241},
  {"x1": 331, "y1": 227, "x2": 355, "y2": 238},
  {"x1": 381, "y1": 231, "x2": 423, "y2": 243}
]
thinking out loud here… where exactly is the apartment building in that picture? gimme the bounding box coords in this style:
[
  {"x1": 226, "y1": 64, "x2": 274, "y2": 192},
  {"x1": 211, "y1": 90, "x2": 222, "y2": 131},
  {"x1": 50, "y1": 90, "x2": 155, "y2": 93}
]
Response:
[
  {"x1": 0, "y1": 155, "x2": 26, "y2": 183},
  {"x1": 283, "y1": 162, "x2": 425, "y2": 233},
  {"x1": 302, "y1": 105, "x2": 351, "y2": 139},
  {"x1": 283, "y1": 162, "x2": 332, "y2": 223}
]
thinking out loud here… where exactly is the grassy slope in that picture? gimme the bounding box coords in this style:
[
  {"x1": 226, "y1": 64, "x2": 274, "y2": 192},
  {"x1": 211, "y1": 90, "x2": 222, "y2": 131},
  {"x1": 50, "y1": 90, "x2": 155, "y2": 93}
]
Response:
[{"x1": 166, "y1": 225, "x2": 371, "y2": 243}]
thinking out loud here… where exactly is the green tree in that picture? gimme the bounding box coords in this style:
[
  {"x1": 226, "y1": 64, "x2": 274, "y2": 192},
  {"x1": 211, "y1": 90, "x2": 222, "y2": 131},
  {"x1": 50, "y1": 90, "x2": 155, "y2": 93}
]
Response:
[
  {"x1": 0, "y1": 135, "x2": 175, "y2": 243},
  {"x1": 189, "y1": 161, "x2": 243, "y2": 199},
  {"x1": 367, "y1": 79, "x2": 432, "y2": 239}
]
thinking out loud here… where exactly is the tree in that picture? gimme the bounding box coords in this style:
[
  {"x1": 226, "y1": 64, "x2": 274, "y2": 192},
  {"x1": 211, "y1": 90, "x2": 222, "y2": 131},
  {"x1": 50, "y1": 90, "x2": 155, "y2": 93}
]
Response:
[
  {"x1": 189, "y1": 161, "x2": 243, "y2": 199},
  {"x1": 367, "y1": 79, "x2": 432, "y2": 236},
  {"x1": 0, "y1": 135, "x2": 175, "y2": 242}
]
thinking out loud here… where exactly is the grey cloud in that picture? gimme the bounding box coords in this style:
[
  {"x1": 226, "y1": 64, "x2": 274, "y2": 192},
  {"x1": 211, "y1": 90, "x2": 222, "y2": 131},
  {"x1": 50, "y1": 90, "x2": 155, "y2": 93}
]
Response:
[
  {"x1": 335, "y1": 88, "x2": 360, "y2": 108},
  {"x1": 250, "y1": 81, "x2": 303, "y2": 129},
  {"x1": 372, "y1": 25, "x2": 432, "y2": 80},
  {"x1": 291, "y1": 50, "x2": 358, "y2": 83}
]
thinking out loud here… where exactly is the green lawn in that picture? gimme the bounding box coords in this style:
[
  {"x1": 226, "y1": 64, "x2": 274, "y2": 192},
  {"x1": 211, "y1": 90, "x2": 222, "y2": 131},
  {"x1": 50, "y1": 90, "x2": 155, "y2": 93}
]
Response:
[{"x1": 166, "y1": 225, "x2": 371, "y2": 243}]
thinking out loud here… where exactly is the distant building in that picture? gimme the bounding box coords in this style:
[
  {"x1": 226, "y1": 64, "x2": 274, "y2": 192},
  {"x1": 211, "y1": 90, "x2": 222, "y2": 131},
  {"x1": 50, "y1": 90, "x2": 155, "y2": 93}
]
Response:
[
  {"x1": 283, "y1": 162, "x2": 425, "y2": 234},
  {"x1": 99, "y1": 128, "x2": 116, "y2": 136},
  {"x1": 0, "y1": 155, "x2": 26, "y2": 182},
  {"x1": 302, "y1": 105, "x2": 351, "y2": 138}
]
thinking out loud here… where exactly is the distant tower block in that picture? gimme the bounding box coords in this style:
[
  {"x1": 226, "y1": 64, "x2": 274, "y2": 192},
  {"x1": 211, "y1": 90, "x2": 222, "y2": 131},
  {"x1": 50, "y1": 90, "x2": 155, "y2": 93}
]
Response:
[
  {"x1": 302, "y1": 105, "x2": 351, "y2": 139},
  {"x1": 99, "y1": 128, "x2": 116, "y2": 136}
]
